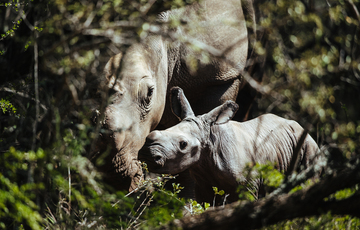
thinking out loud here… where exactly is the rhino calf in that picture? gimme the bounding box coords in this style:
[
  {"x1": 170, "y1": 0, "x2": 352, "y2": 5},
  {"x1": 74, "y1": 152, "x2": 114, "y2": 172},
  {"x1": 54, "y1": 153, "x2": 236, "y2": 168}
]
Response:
[{"x1": 139, "y1": 87, "x2": 320, "y2": 205}]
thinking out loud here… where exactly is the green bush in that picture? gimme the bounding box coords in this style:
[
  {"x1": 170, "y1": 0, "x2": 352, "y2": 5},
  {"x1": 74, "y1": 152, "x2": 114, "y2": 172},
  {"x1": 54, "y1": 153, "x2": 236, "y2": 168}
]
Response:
[
  {"x1": 1, "y1": 0, "x2": 360, "y2": 229},
  {"x1": 0, "y1": 146, "x2": 186, "y2": 229}
]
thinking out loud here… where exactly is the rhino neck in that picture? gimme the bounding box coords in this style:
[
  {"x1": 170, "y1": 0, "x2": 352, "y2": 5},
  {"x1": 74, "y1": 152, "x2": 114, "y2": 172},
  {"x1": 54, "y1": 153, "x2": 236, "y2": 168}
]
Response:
[
  {"x1": 188, "y1": 123, "x2": 242, "y2": 203},
  {"x1": 189, "y1": 149, "x2": 239, "y2": 204},
  {"x1": 157, "y1": 8, "x2": 183, "y2": 85},
  {"x1": 166, "y1": 42, "x2": 181, "y2": 84}
]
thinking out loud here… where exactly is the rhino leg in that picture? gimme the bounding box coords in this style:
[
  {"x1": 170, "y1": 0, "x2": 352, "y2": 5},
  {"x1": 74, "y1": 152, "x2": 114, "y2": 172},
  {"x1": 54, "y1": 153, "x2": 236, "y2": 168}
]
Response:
[{"x1": 113, "y1": 152, "x2": 143, "y2": 192}]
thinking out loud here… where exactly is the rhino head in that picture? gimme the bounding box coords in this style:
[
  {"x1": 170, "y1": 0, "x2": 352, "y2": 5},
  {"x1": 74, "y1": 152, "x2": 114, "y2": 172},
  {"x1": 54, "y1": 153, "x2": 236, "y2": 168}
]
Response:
[
  {"x1": 97, "y1": 37, "x2": 169, "y2": 191},
  {"x1": 138, "y1": 87, "x2": 239, "y2": 174}
]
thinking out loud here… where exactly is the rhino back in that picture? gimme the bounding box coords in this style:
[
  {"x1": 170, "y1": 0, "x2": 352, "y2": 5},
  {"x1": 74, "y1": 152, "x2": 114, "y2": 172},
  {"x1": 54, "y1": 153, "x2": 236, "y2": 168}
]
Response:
[
  {"x1": 233, "y1": 114, "x2": 318, "y2": 172},
  {"x1": 196, "y1": 115, "x2": 305, "y2": 184},
  {"x1": 172, "y1": 0, "x2": 247, "y2": 93}
]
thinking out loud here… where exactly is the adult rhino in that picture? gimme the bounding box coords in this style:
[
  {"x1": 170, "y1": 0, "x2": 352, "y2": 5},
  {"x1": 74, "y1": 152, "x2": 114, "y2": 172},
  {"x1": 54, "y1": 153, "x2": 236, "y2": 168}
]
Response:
[
  {"x1": 95, "y1": 0, "x2": 257, "y2": 192},
  {"x1": 139, "y1": 87, "x2": 320, "y2": 204}
]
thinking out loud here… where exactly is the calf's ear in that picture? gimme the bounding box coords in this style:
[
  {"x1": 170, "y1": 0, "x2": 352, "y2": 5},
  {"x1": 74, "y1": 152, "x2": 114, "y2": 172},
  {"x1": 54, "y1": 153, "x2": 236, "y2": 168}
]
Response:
[
  {"x1": 170, "y1": 87, "x2": 195, "y2": 120},
  {"x1": 204, "y1": 101, "x2": 239, "y2": 125}
]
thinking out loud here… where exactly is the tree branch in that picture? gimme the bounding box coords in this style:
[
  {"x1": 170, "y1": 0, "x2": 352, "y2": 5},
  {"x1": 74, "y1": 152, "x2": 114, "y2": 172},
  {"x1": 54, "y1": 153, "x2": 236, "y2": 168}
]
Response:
[
  {"x1": 32, "y1": 30, "x2": 39, "y2": 151},
  {"x1": 284, "y1": 129, "x2": 308, "y2": 178},
  {"x1": 160, "y1": 157, "x2": 360, "y2": 230}
]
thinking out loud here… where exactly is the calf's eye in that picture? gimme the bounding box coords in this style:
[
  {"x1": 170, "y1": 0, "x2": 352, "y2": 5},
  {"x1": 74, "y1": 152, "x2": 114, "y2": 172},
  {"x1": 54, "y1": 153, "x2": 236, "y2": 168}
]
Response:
[{"x1": 179, "y1": 141, "x2": 187, "y2": 150}]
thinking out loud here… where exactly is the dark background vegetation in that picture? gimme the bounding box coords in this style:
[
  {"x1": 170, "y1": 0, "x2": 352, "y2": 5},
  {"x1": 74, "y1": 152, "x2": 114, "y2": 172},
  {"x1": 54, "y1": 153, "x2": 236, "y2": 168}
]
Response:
[{"x1": 0, "y1": 0, "x2": 360, "y2": 229}]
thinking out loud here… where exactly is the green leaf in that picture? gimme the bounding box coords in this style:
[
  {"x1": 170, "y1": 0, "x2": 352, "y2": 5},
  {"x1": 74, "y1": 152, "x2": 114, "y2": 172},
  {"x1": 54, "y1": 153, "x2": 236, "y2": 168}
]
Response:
[
  {"x1": 204, "y1": 202, "x2": 210, "y2": 210},
  {"x1": 212, "y1": 186, "x2": 218, "y2": 194}
]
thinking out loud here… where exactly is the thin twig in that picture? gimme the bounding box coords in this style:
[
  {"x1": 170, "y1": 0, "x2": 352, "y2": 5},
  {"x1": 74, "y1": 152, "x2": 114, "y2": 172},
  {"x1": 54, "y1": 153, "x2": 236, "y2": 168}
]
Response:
[
  {"x1": 127, "y1": 193, "x2": 153, "y2": 229},
  {"x1": 32, "y1": 31, "x2": 39, "y2": 151},
  {"x1": 68, "y1": 165, "x2": 72, "y2": 213},
  {"x1": 0, "y1": 87, "x2": 48, "y2": 111},
  {"x1": 140, "y1": 0, "x2": 157, "y2": 16},
  {"x1": 346, "y1": 0, "x2": 360, "y2": 22},
  {"x1": 285, "y1": 129, "x2": 309, "y2": 179},
  {"x1": 42, "y1": 31, "x2": 81, "y2": 57},
  {"x1": 223, "y1": 194, "x2": 230, "y2": 207}
]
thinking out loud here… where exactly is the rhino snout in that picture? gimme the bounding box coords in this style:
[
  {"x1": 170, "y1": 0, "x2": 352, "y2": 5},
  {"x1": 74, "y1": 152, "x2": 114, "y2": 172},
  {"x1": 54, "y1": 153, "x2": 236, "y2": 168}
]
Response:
[
  {"x1": 152, "y1": 152, "x2": 164, "y2": 166},
  {"x1": 104, "y1": 105, "x2": 134, "y2": 132},
  {"x1": 145, "y1": 130, "x2": 162, "y2": 143},
  {"x1": 139, "y1": 143, "x2": 165, "y2": 168}
]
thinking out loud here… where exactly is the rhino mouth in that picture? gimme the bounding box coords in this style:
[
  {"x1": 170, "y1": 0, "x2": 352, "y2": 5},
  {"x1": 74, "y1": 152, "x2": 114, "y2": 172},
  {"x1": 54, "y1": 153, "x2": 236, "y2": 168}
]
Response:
[{"x1": 138, "y1": 146, "x2": 166, "y2": 170}]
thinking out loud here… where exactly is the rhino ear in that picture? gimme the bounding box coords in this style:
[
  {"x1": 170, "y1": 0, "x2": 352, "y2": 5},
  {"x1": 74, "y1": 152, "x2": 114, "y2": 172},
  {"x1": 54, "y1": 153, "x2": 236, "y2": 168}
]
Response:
[
  {"x1": 204, "y1": 101, "x2": 239, "y2": 125},
  {"x1": 170, "y1": 87, "x2": 195, "y2": 120}
]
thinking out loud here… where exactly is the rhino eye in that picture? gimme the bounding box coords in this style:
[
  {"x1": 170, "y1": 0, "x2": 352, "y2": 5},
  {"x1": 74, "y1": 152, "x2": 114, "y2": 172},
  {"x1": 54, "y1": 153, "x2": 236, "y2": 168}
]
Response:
[
  {"x1": 179, "y1": 141, "x2": 187, "y2": 150},
  {"x1": 147, "y1": 87, "x2": 154, "y2": 98}
]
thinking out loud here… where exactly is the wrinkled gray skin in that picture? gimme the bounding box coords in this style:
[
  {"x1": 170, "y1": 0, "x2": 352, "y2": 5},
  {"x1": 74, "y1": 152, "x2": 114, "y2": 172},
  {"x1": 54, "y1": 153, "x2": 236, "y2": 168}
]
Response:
[
  {"x1": 139, "y1": 87, "x2": 320, "y2": 204},
  {"x1": 98, "y1": 0, "x2": 255, "y2": 191}
]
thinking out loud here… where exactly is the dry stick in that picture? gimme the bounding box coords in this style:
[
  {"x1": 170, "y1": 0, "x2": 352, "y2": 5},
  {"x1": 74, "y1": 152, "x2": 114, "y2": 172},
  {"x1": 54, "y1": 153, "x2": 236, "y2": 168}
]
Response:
[
  {"x1": 27, "y1": 30, "x2": 40, "y2": 185},
  {"x1": 223, "y1": 194, "x2": 230, "y2": 207},
  {"x1": 284, "y1": 129, "x2": 309, "y2": 179},
  {"x1": 68, "y1": 38, "x2": 110, "y2": 55},
  {"x1": 124, "y1": 186, "x2": 140, "y2": 198},
  {"x1": 68, "y1": 165, "x2": 72, "y2": 213},
  {"x1": 46, "y1": 205, "x2": 58, "y2": 224},
  {"x1": 130, "y1": 197, "x2": 153, "y2": 229},
  {"x1": 65, "y1": 76, "x2": 80, "y2": 106},
  {"x1": 346, "y1": 0, "x2": 360, "y2": 21},
  {"x1": 140, "y1": 0, "x2": 157, "y2": 16},
  {"x1": 32, "y1": 31, "x2": 39, "y2": 151},
  {"x1": 0, "y1": 87, "x2": 48, "y2": 112},
  {"x1": 42, "y1": 32, "x2": 80, "y2": 58},
  {"x1": 127, "y1": 193, "x2": 154, "y2": 229},
  {"x1": 21, "y1": 10, "x2": 34, "y2": 31}
]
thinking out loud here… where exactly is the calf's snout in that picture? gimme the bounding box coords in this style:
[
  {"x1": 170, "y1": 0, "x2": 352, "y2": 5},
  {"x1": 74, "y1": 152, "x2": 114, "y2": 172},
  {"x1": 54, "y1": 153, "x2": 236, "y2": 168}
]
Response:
[
  {"x1": 139, "y1": 131, "x2": 167, "y2": 167},
  {"x1": 145, "y1": 130, "x2": 162, "y2": 144}
]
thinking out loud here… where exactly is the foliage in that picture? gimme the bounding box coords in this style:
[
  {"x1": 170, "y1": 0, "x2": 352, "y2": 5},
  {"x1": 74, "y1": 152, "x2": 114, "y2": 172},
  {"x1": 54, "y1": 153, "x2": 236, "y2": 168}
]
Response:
[
  {"x1": 254, "y1": 0, "x2": 360, "y2": 148},
  {"x1": 0, "y1": 145, "x2": 185, "y2": 229},
  {"x1": 1, "y1": 0, "x2": 360, "y2": 229},
  {"x1": 0, "y1": 98, "x2": 17, "y2": 115},
  {"x1": 245, "y1": 0, "x2": 360, "y2": 227},
  {"x1": 186, "y1": 199, "x2": 210, "y2": 215},
  {"x1": 263, "y1": 213, "x2": 360, "y2": 230},
  {"x1": 0, "y1": 147, "x2": 43, "y2": 230}
]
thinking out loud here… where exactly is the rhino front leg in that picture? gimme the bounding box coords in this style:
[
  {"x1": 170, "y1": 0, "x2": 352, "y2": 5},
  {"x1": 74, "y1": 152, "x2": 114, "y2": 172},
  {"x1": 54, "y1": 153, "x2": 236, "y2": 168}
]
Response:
[{"x1": 114, "y1": 153, "x2": 144, "y2": 192}]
